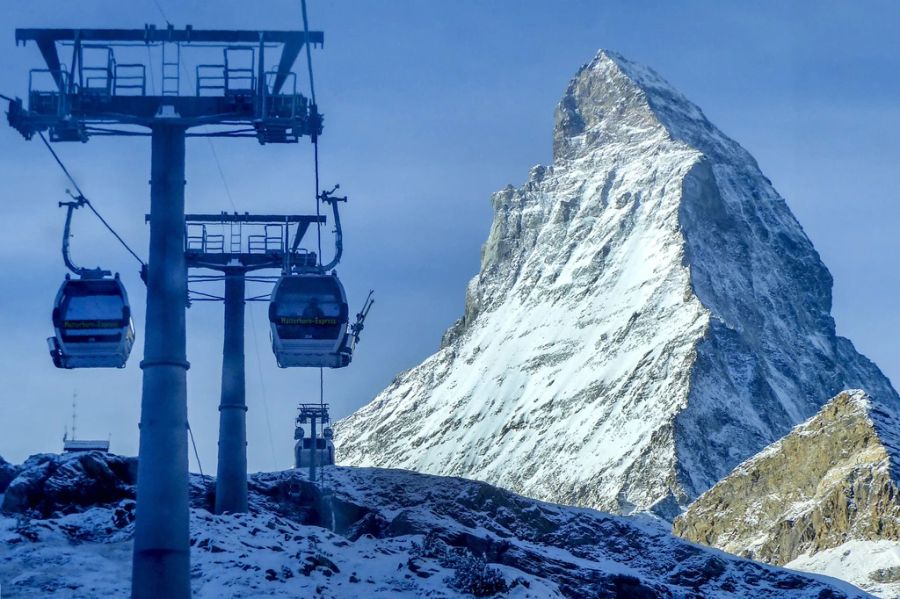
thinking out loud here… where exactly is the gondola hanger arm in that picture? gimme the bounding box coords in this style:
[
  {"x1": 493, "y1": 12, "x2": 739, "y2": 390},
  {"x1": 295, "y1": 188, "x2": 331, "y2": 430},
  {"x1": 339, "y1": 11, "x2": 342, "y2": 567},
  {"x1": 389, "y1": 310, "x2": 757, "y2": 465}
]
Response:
[
  {"x1": 59, "y1": 191, "x2": 111, "y2": 279},
  {"x1": 318, "y1": 183, "x2": 346, "y2": 203},
  {"x1": 317, "y1": 183, "x2": 346, "y2": 272},
  {"x1": 37, "y1": 132, "x2": 147, "y2": 276}
]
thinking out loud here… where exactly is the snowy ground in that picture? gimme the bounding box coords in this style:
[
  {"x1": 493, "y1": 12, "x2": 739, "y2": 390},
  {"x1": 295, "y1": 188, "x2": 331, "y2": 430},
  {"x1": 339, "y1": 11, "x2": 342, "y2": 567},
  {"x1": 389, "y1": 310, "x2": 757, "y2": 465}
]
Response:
[
  {"x1": 0, "y1": 453, "x2": 875, "y2": 598},
  {"x1": 788, "y1": 541, "x2": 900, "y2": 599},
  {"x1": 0, "y1": 511, "x2": 559, "y2": 598}
]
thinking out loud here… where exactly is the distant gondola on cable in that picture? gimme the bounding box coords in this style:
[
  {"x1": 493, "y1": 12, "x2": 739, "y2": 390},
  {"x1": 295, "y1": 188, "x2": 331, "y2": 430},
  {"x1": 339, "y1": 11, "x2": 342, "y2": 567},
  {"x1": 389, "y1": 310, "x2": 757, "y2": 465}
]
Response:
[
  {"x1": 47, "y1": 195, "x2": 136, "y2": 369},
  {"x1": 268, "y1": 185, "x2": 373, "y2": 369},
  {"x1": 294, "y1": 424, "x2": 335, "y2": 469}
]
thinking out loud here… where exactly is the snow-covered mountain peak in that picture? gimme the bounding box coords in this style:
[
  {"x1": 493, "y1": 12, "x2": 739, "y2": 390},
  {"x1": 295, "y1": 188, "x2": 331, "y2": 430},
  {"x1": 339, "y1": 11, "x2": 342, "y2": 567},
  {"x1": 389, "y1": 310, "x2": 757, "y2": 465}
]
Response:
[
  {"x1": 553, "y1": 49, "x2": 751, "y2": 169},
  {"x1": 336, "y1": 49, "x2": 897, "y2": 516},
  {"x1": 552, "y1": 49, "x2": 664, "y2": 162}
]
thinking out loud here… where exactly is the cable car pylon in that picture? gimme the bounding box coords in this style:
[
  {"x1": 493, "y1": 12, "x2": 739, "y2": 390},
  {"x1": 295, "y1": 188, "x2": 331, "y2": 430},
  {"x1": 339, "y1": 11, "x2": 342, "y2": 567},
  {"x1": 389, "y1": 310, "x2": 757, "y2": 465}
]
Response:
[
  {"x1": 9, "y1": 23, "x2": 324, "y2": 599},
  {"x1": 183, "y1": 212, "x2": 324, "y2": 515}
]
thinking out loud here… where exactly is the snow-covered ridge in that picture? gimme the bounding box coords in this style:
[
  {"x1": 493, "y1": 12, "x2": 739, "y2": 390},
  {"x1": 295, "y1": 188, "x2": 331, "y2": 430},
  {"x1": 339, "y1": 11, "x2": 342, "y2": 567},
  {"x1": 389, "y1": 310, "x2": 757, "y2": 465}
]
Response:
[
  {"x1": 726, "y1": 389, "x2": 900, "y2": 480},
  {"x1": 0, "y1": 452, "x2": 873, "y2": 598},
  {"x1": 336, "y1": 48, "x2": 897, "y2": 515},
  {"x1": 600, "y1": 51, "x2": 757, "y2": 167}
]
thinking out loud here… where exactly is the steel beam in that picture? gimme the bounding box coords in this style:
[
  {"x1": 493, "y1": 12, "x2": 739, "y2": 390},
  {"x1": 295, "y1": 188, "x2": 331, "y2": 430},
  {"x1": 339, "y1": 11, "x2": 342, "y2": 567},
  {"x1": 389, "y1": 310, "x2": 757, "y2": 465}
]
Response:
[
  {"x1": 35, "y1": 37, "x2": 63, "y2": 91},
  {"x1": 215, "y1": 270, "x2": 248, "y2": 514},
  {"x1": 16, "y1": 27, "x2": 323, "y2": 46},
  {"x1": 132, "y1": 122, "x2": 190, "y2": 599},
  {"x1": 271, "y1": 39, "x2": 302, "y2": 95},
  {"x1": 184, "y1": 213, "x2": 324, "y2": 224}
]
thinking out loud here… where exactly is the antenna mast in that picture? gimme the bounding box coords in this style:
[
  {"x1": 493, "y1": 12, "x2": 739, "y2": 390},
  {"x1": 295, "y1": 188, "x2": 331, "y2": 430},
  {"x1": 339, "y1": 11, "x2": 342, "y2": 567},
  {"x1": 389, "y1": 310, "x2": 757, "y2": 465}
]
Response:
[{"x1": 71, "y1": 391, "x2": 77, "y2": 441}]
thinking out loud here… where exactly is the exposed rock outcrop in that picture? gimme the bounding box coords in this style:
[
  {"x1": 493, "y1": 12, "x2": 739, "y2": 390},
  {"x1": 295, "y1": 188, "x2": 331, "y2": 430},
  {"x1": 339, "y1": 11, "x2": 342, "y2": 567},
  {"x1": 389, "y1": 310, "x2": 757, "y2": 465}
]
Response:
[
  {"x1": 335, "y1": 49, "x2": 898, "y2": 514},
  {"x1": 674, "y1": 390, "x2": 900, "y2": 596},
  {"x1": 0, "y1": 456, "x2": 19, "y2": 494},
  {"x1": 1, "y1": 451, "x2": 137, "y2": 517}
]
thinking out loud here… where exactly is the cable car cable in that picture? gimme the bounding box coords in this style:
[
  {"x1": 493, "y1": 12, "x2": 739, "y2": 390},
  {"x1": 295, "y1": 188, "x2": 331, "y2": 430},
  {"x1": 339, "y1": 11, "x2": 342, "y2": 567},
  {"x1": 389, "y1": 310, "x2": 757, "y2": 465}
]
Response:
[
  {"x1": 80, "y1": 201, "x2": 145, "y2": 268},
  {"x1": 285, "y1": 0, "x2": 342, "y2": 466},
  {"x1": 187, "y1": 422, "x2": 205, "y2": 479},
  {"x1": 300, "y1": 0, "x2": 323, "y2": 266},
  {"x1": 248, "y1": 306, "x2": 280, "y2": 469},
  {"x1": 319, "y1": 365, "x2": 325, "y2": 490},
  {"x1": 207, "y1": 140, "x2": 239, "y2": 212},
  {"x1": 37, "y1": 132, "x2": 146, "y2": 269},
  {"x1": 300, "y1": 0, "x2": 317, "y2": 107},
  {"x1": 150, "y1": 0, "x2": 172, "y2": 27},
  {"x1": 36, "y1": 132, "x2": 88, "y2": 199},
  {"x1": 314, "y1": 142, "x2": 322, "y2": 266}
]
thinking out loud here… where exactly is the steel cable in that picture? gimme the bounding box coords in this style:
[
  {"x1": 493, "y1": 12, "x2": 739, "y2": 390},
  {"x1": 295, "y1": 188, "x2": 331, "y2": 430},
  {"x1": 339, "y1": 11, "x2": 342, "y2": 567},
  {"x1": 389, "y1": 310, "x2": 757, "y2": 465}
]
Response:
[{"x1": 37, "y1": 132, "x2": 147, "y2": 268}]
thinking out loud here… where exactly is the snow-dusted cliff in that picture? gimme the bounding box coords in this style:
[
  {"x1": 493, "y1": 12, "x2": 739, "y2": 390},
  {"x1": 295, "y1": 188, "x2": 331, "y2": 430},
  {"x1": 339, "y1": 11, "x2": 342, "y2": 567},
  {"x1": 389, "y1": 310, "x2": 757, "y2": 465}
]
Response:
[
  {"x1": 335, "y1": 49, "x2": 898, "y2": 515},
  {"x1": 674, "y1": 390, "x2": 900, "y2": 598}
]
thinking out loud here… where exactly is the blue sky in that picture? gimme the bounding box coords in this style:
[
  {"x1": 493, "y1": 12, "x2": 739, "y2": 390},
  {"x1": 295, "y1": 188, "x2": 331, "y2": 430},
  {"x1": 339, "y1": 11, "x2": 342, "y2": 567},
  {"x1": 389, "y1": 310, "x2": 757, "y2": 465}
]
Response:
[{"x1": 0, "y1": 1, "x2": 898, "y2": 472}]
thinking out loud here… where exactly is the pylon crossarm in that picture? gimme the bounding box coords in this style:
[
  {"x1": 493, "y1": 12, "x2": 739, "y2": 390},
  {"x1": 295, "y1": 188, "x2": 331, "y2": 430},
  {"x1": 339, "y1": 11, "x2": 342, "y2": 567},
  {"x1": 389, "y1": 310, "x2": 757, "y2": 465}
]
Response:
[{"x1": 10, "y1": 25, "x2": 325, "y2": 143}]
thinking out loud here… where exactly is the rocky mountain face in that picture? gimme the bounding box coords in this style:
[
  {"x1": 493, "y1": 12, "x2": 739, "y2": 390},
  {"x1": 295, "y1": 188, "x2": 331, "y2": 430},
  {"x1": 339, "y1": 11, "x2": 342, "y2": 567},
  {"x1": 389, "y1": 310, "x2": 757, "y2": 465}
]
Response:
[
  {"x1": 0, "y1": 456, "x2": 19, "y2": 493},
  {"x1": 673, "y1": 390, "x2": 900, "y2": 597},
  {"x1": 1, "y1": 452, "x2": 136, "y2": 516},
  {"x1": 335, "y1": 49, "x2": 898, "y2": 515},
  {"x1": 0, "y1": 452, "x2": 871, "y2": 598}
]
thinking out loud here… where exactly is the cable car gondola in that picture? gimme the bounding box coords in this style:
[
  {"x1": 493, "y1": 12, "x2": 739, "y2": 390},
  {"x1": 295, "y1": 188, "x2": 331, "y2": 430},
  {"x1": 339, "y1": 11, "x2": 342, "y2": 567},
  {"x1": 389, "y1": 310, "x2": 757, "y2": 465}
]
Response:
[
  {"x1": 269, "y1": 272, "x2": 351, "y2": 368},
  {"x1": 48, "y1": 273, "x2": 135, "y2": 369},
  {"x1": 47, "y1": 194, "x2": 136, "y2": 369},
  {"x1": 294, "y1": 427, "x2": 335, "y2": 469}
]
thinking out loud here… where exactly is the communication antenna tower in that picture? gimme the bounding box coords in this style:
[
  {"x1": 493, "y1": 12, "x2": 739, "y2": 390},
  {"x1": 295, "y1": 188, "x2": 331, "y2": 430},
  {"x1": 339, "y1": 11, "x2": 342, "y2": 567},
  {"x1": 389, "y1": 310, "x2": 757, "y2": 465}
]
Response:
[{"x1": 71, "y1": 391, "x2": 77, "y2": 441}]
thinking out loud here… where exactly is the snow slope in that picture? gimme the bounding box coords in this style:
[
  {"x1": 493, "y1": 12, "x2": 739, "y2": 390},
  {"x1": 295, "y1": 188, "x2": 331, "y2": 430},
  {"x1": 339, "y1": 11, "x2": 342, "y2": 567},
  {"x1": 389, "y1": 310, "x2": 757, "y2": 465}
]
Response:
[
  {"x1": 788, "y1": 541, "x2": 900, "y2": 599},
  {"x1": 335, "y1": 49, "x2": 898, "y2": 514},
  {"x1": 0, "y1": 452, "x2": 870, "y2": 598}
]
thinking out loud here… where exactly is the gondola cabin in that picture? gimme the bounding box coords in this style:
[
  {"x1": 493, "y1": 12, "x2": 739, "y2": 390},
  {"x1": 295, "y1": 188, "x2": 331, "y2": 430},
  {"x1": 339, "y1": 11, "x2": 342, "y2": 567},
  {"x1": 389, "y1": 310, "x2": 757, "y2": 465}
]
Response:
[
  {"x1": 294, "y1": 427, "x2": 335, "y2": 469},
  {"x1": 269, "y1": 273, "x2": 351, "y2": 368},
  {"x1": 48, "y1": 274, "x2": 135, "y2": 369}
]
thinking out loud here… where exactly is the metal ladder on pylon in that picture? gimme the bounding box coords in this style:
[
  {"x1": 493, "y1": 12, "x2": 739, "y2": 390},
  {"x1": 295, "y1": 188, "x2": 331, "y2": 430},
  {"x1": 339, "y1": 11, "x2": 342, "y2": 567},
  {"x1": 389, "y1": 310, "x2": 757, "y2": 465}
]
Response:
[
  {"x1": 162, "y1": 42, "x2": 180, "y2": 96},
  {"x1": 229, "y1": 220, "x2": 242, "y2": 254}
]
